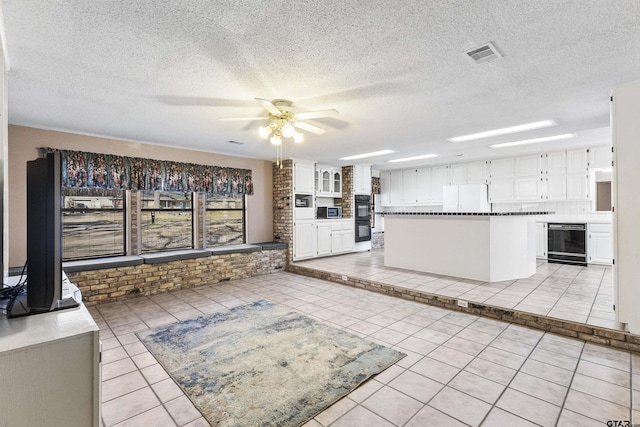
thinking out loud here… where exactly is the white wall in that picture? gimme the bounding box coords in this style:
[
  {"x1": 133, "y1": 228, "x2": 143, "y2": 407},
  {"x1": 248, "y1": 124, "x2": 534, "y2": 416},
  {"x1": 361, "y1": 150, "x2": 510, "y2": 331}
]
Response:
[
  {"x1": 612, "y1": 80, "x2": 640, "y2": 334},
  {"x1": 1, "y1": 13, "x2": 8, "y2": 278},
  {"x1": 8, "y1": 125, "x2": 274, "y2": 267}
]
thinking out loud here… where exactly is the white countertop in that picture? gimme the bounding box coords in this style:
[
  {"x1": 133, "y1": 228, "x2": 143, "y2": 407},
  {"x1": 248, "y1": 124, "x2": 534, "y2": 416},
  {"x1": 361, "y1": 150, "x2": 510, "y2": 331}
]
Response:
[{"x1": 0, "y1": 277, "x2": 98, "y2": 354}]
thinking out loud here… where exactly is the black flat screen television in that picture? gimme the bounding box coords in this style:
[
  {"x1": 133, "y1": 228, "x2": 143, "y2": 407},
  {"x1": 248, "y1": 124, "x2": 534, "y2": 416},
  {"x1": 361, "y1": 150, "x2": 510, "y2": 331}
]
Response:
[
  {"x1": 26, "y1": 151, "x2": 63, "y2": 311},
  {"x1": 8, "y1": 151, "x2": 78, "y2": 318}
]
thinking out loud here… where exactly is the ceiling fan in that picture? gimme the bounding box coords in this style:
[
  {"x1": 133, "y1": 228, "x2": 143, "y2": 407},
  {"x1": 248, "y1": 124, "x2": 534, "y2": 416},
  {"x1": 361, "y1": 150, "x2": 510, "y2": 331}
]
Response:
[{"x1": 220, "y1": 98, "x2": 339, "y2": 140}]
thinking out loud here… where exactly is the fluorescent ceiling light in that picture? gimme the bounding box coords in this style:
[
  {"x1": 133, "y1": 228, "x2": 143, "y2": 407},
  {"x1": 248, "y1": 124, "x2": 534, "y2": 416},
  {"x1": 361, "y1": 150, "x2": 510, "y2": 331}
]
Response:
[
  {"x1": 448, "y1": 120, "x2": 556, "y2": 142},
  {"x1": 339, "y1": 150, "x2": 394, "y2": 160},
  {"x1": 388, "y1": 154, "x2": 438, "y2": 163},
  {"x1": 489, "y1": 133, "x2": 575, "y2": 148}
]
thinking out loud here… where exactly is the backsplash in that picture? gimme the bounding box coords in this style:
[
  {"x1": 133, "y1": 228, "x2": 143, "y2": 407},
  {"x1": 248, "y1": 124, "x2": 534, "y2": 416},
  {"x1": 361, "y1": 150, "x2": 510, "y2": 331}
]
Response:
[{"x1": 492, "y1": 200, "x2": 594, "y2": 215}]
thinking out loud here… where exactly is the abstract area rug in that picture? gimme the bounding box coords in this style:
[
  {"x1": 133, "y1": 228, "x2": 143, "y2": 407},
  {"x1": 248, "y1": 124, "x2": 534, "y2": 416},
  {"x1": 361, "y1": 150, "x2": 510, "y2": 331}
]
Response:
[{"x1": 137, "y1": 300, "x2": 405, "y2": 427}]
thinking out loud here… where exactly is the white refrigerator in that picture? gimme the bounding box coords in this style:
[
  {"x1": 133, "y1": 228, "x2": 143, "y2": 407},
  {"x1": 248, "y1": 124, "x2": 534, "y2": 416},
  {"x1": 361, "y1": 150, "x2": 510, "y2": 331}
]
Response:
[{"x1": 443, "y1": 184, "x2": 491, "y2": 213}]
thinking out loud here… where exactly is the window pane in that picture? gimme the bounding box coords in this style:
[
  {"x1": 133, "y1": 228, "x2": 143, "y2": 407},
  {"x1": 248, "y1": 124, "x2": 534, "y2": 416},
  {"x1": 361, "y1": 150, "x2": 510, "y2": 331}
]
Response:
[
  {"x1": 62, "y1": 188, "x2": 124, "y2": 260},
  {"x1": 141, "y1": 191, "x2": 193, "y2": 252},
  {"x1": 141, "y1": 191, "x2": 192, "y2": 209},
  {"x1": 205, "y1": 194, "x2": 244, "y2": 247},
  {"x1": 206, "y1": 210, "x2": 243, "y2": 246}
]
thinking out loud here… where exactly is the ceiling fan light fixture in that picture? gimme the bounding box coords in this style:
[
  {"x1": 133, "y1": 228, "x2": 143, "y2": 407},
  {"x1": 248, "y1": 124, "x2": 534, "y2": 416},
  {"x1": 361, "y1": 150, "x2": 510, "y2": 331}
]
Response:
[
  {"x1": 270, "y1": 134, "x2": 282, "y2": 146},
  {"x1": 259, "y1": 126, "x2": 271, "y2": 139},
  {"x1": 293, "y1": 131, "x2": 304, "y2": 143},
  {"x1": 281, "y1": 123, "x2": 295, "y2": 138}
]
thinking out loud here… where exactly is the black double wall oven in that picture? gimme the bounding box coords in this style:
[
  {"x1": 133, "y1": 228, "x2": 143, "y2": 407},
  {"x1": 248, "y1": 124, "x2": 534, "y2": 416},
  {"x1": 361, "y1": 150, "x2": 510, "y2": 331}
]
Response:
[{"x1": 354, "y1": 195, "x2": 371, "y2": 242}]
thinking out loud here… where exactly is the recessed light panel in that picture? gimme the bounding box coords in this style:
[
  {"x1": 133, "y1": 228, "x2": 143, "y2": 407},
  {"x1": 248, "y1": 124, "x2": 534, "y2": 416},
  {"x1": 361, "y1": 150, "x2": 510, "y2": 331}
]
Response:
[
  {"x1": 489, "y1": 133, "x2": 574, "y2": 148},
  {"x1": 448, "y1": 120, "x2": 556, "y2": 142},
  {"x1": 388, "y1": 154, "x2": 438, "y2": 163},
  {"x1": 339, "y1": 150, "x2": 394, "y2": 160}
]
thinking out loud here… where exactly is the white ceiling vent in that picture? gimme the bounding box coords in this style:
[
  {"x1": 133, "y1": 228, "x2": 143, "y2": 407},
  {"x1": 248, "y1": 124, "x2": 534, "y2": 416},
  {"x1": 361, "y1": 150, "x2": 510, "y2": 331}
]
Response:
[{"x1": 465, "y1": 42, "x2": 502, "y2": 64}]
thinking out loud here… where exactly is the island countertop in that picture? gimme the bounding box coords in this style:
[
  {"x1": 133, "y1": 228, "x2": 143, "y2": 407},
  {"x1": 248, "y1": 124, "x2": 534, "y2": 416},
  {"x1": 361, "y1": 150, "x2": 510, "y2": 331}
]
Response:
[{"x1": 380, "y1": 211, "x2": 553, "y2": 216}]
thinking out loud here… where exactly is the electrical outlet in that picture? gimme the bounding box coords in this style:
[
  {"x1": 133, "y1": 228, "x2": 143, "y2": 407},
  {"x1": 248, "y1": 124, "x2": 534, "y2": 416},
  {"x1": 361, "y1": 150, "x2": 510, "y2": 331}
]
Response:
[
  {"x1": 341, "y1": 275, "x2": 348, "y2": 281},
  {"x1": 457, "y1": 300, "x2": 469, "y2": 308}
]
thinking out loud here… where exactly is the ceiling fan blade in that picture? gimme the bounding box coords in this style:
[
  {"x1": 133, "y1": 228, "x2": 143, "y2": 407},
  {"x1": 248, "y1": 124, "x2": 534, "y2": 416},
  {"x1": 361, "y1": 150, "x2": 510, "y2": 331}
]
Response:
[
  {"x1": 219, "y1": 117, "x2": 268, "y2": 121},
  {"x1": 255, "y1": 98, "x2": 282, "y2": 115},
  {"x1": 295, "y1": 121, "x2": 326, "y2": 135},
  {"x1": 295, "y1": 109, "x2": 339, "y2": 120}
]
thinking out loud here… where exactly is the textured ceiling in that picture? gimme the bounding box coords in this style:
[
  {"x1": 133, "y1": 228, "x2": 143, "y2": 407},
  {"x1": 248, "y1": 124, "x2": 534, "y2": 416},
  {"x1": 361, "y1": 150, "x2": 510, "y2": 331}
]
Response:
[{"x1": 3, "y1": 0, "x2": 640, "y2": 170}]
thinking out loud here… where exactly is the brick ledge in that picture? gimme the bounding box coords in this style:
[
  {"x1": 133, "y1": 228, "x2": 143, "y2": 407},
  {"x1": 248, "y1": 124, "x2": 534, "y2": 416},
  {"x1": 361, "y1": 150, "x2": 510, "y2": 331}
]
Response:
[{"x1": 286, "y1": 263, "x2": 640, "y2": 353}]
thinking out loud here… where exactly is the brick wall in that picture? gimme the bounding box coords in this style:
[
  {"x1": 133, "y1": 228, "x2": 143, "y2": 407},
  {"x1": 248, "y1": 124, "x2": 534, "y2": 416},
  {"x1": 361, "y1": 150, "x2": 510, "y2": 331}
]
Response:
[
  {"x1": 129, "y1": 191, "x2": 140, "y2": 254},
  {"x1": 272, "y1": 159, "x2": 293, "y2": 262},
  {"x1": 336, "y1": 165, "x2": 354, "y2": 218},
  {"x1": 372, "y1": 176, "x2": 380, "y2": 194},
  {"x1": 67, "y1": 249, "x2": 286, "y2": 306}
]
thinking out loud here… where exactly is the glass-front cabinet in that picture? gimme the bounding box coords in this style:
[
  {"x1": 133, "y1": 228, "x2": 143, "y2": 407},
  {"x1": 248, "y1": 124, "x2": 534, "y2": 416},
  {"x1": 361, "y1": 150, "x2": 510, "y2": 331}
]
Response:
[{"x1": 316, "y1": 165, "x2": 342, "y2": 197}]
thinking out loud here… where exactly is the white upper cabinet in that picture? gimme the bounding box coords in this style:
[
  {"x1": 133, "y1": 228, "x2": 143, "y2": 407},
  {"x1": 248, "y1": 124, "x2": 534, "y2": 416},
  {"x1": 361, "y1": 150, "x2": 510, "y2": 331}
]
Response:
[
  {"x1": 293, "y1": 160, "x2": 316, "y2": 194},
  {"x1": 489, "y1": 157, "x2": 515, "y2": 202},
  {"x1": 591, "y1": 146, "x2": 613, "y2": 168},
  {"x1": 566, "y1": 171, "x2": 589, "y2": 200},
  {"x1": 490, "y1": 157, "x2": 515, "y2": 178},
  {"x1": 515, "y1": 177, "x2": 543, "y2": 200},
  {"x1": 389, "y1": 170, "x2": 404, "y2": 204},
  {"x1": 402, "y1": 169, "x2": 418, "y2": 204},
  {"x1": 416, "y1": 167, "x2": 431, "y2": 203},
  {"x1": 430, "y1": 166, "x2": 448, "y2": 203},
  {"x1": 514, "y1": 154, "x2": 543, "y2": 201},
  {"x1": 566, "y1": 148, "x2": 588, "y2": 173},
  {"x1": 316, "y1": 165, "x2": 342, "y2": 197},
  {"x1": 566, "y1": 148, "x2": 589, "y2": 200},
  {"x1": 353, "y1": 164, "x2": 372, "y2": 194},
  {"x1": 515, "y1": 154, "x2": 543, "y2": 177},
  {"x1": 543, "y1": 151, "x2": 567, "y2": 200},
  {"x1": 467, "y1": 161, "x2": 488, "y2": 184},
  {"x1": 546, "y1": 151, "x2": 566, "y2": 175},
  {"x1": 449, "y1": 163, "x2": 467, "y2": 185},
  {"x1": 545, "y1": 174, "x2": 567, "y2": 200},
  {"x1": 489, "y1": 178, "x2": 514, "y2": 202},
  {"x1": 378, "y1": 145, "x2": 603, "y2": 207},
  {"x1": 380, "y1": 171, "x2": 391, "y2": 206}
]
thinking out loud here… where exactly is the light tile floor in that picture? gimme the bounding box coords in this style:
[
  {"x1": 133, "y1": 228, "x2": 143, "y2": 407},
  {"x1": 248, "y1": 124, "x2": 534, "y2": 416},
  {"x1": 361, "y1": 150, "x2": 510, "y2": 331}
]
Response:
[
  {"x1": 90, "y1": 271, "x2": 639, "y2": 426},
  {"x1": 296, "y1": 249, "x2": 622, "y2": 330}
]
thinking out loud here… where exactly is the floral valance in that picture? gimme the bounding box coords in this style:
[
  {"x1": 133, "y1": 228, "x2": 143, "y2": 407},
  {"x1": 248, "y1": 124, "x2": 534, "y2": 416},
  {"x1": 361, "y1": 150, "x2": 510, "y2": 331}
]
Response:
[{"x1": 45, "y1": 148, "x2": 253, "y2": 195}]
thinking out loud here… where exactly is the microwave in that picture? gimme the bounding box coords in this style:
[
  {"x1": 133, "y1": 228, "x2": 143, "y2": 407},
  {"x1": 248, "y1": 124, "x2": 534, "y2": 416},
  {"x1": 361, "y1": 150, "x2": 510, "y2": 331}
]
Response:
[{"x1": 317, "y1": 206, "x2": 342, "y2": 218}]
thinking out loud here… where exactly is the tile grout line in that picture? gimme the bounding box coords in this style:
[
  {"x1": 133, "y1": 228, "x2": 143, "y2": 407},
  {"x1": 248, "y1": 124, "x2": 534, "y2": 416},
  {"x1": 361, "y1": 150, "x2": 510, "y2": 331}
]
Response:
[
  {"x1": 474, "y1": 325, "x2": 544, "y2": 426},
  {"x1": 552, "y1": 342, "x2": 587, "y2": 426}
]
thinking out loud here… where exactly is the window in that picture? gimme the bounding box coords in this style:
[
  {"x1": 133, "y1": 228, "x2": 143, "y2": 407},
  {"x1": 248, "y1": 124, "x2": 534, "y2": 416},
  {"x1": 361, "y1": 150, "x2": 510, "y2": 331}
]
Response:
[
  {"x1": 205, "y1": 194, "x2": 245, "y2": 247},
  {"x1": 62, "y1": 188, "x2": 125, "y2": 260},
  {"x1": 141, "y1": 191, "x2": 193, "y2": 252}
]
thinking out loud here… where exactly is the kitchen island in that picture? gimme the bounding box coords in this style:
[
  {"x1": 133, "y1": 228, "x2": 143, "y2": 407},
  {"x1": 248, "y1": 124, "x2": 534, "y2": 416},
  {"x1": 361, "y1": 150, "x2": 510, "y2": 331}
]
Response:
[{"x1": 383, "y1": 212, "x2": 550, "y2": 282}]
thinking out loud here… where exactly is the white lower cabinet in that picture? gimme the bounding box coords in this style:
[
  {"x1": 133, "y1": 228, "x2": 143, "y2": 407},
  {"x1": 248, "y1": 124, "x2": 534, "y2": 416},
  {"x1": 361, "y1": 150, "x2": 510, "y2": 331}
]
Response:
[
  {"x1": 588, "y1": 223, "x2": 613, "y2": 264},
  {"x1": 294, "y1": 220, "x2": 317, "y2": 260},
  {"x1": 329, "y1": 220, "x2": 354, "y2": 254},
  {"x1": 536, "y1": 223, "x2": 547, "y2": 259},
  {"x1": 316, "y1": 222, "x2": 332, "y2": 256},
  {"x1": 312, "y1": 220, "x2": 355, "y2": 257}
]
